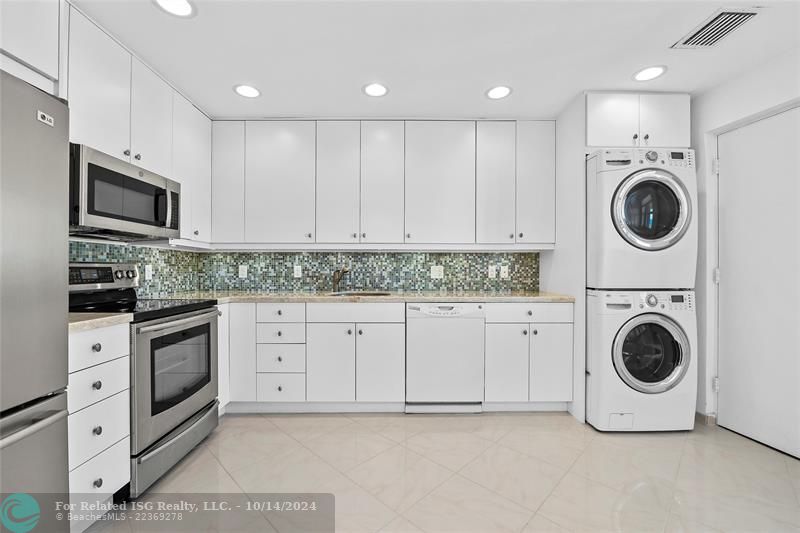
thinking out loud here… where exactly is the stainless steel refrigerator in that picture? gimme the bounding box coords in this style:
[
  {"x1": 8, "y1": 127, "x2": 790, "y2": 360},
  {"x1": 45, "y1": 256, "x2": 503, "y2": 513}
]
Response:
[{"x1": 0, "y1": 71, "x2": 69, "y2": 500}]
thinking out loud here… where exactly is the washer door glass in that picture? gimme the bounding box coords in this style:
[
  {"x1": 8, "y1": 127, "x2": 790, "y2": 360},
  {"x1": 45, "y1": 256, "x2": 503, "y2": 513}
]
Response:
[
  {"x1": 613, "y1": 169, "x2": 691, "y2": 251},
  {"x1": 613, "y1": 314, "x2": 690, "y2": 394}
]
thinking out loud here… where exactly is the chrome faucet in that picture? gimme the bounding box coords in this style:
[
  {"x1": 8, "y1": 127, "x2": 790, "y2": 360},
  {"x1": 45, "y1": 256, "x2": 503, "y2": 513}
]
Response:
[{"x1": 332, "y1": 267, "x2": 350, "y2": 293}]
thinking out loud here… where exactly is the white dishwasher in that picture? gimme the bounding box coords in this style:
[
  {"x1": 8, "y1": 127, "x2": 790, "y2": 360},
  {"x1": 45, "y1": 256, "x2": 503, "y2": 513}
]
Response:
[{"x1": 406, "y1": 303, "x2": 485, "y2": 413}]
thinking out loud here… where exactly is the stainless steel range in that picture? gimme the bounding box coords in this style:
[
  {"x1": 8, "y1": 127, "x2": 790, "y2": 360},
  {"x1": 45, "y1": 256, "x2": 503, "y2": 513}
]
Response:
[{"x1": 69, "y1": 262, "x2": 219, "y2": 498}]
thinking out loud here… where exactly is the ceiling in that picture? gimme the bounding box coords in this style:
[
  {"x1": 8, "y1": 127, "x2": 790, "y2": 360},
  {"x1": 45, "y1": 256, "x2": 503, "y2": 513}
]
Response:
[{"x1": 71, "y1": 0, "x2": 800, "y2": 119}]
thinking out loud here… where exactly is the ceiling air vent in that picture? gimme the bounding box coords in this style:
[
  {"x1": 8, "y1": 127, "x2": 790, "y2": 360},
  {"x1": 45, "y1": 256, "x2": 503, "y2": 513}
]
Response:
[{"x1": 671, "y1": 8, "x2": 759, "y2": 49}]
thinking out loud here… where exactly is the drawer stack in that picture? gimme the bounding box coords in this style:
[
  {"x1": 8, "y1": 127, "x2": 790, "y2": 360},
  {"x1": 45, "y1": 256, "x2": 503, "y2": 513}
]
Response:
[
  {"x1": 255, "y1": 303, "x2": 306, "y2": 402},
  {"x1": 67, "y1": 323, "x2": 131, "y2": 533}
]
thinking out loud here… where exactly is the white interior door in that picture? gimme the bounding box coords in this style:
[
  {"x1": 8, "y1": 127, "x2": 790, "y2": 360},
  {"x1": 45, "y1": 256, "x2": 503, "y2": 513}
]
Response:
[{"x1": 717, "y1": 106, "x2": 800, "y2": 458}]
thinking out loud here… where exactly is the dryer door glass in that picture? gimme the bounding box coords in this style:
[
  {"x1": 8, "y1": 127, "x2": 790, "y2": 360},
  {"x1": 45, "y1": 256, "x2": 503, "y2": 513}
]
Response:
[
  {"x1": 612, "y1": 169, "x2": 691, "y2": 251},
  {"x1": 613, "y1": 313, "x2": 691, "y2": 394}
]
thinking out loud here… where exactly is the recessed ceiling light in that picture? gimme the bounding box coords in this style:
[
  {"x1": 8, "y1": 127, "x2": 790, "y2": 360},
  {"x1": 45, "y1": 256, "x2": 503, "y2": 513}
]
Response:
[
  {"x1": 363, "y1": 83, "x2": 388, "y2": 97},
  {"x1": 154, "y1": 0, "x2": 194, "y2": 17},
  {"x1": 486, "y1": 86, "x2": 512, "y2": 100},
  {"x1": 633, "y1": 65, "x2": 667, "y2": 81},
  {"x1": 234, "y1": 85, "x2": 260, "y2": 98}
]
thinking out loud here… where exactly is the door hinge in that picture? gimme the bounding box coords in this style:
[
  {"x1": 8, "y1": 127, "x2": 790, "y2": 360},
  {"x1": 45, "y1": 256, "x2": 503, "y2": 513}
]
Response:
[
  {"x1": 712, "y1": 376, "x2": 720, "y2": 393},
  {"x1": 712, "y1": 158, "x2": 720, "y2": 175},
  {"x1": 712, "y1": 267, "x2": 721, "y2": 284}
]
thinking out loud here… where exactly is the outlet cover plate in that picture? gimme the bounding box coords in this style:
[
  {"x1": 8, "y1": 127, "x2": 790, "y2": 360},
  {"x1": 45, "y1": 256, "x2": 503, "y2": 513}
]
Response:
[
  {"x1": 500, "y1": 265, "x2": 510, "y2": 279},
  {"x1": 144, "y1": 264, "x2": 153, "y2": 281},
  {"x1": 293, "y1": 265, "x2": 302, "y2": 278},
  {"x1": 430, "y1": 265, "x2": 444, "y2": 279},
  {"x1": 238, "y1": 265, "x2": 248, "y2": 279},
  {"x1": 488, "y1": 265, "x2": 497, "y2": 279}
]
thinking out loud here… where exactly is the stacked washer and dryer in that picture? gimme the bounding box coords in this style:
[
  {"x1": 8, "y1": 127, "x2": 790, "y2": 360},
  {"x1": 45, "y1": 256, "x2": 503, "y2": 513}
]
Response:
[{"x1": 586, "y1": 148, "x2": 699, "y2": 431}]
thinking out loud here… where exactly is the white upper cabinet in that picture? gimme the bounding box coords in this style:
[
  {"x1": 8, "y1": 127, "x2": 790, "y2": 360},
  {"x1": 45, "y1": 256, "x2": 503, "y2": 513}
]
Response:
[
  {"x1": 476, "y1": 121, "x2": 516, "y2": 244},
  {"x1": 316, "y1": 121, "x2": 360, "y2": 243},
  {"x1": 211, "y1": 121, "x2": 245, "y2": 242},
  {"x1": 129, "y1": 59, "x2": 173, "y2": 177},
  {"x1": 360, "y1": 121, "x2": 405, "y2": 244},
  {"x1": 586, "y1": 92, "x2": 690, "y2": 148},
  {"x1": 405, "y1": 121, "x2": 476, "y2": 244},
  {"x1": 517, "y1": 121, "x2": 556, "y2": 244},
  {"x1": 245, "y1": 121, "x2": 316, "y2": 243},
  {"x1": 172, "y1": 94, "x2": 211, "y2": 241},
  {"x1": 0, "y1": 0, "x2": 59, "y2": 79},
  {"x1": 68, "y1": 8, "x2": 132, "y2": 163},
  {"x1": 639, "y1": 93, "x2": 691, "y2": 147}
]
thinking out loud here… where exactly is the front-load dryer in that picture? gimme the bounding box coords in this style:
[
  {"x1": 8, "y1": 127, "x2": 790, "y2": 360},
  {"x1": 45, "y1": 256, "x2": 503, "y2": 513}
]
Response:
[
  {"x1": 587, "y1": 149, "x2": 698, "y2": 290},
  {"x1": 586, "y1": 289, "x2": 697, "y2": 431}
]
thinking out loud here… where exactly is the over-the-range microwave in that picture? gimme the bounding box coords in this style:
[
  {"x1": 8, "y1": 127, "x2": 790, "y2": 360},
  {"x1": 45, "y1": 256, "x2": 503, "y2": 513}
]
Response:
[{"x1": 69, "y1": 144, "x2": 180, "y2": 240}]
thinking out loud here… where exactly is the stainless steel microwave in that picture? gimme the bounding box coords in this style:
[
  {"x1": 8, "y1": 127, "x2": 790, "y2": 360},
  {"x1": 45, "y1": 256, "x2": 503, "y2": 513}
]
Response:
[{"x1": 69, "y1": 144, "x2": 180, "y2": 240}]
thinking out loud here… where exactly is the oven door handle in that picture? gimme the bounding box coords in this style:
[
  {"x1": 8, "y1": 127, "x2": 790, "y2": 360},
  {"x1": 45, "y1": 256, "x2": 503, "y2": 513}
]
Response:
[{"x1": 136, "y1": 309, "x2": 221, "y2": 335}]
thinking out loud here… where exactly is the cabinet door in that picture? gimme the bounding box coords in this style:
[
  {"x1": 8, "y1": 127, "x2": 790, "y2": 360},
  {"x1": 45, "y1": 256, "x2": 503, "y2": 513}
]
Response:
[
  {"x1": 316, "y1": 121, "x2": 360, "y2": 243},
  {"x1": 516, "y1": 121, "x2": 556, "y2": 244},
  {"x1": 211, "y1": 121, "x2": 245, "y2": 242},
  {"x1": 586, "y1": 93, "x2": 640, "y2": 147},
  {"x1": 173, "y1": 94, "x2": 211, "y2": 240},
  {"x1": 639, "y1": 94, "x2": 690, "y2": 148},
  {"x1": 245, "y1": 121, "x2": 316, "y2": 243},
  {"x1": 405, "y1": 121, "x2": 476, "y2": 243},
  {"x1": 360, "y1": 121, "x2": 405, "y2": 243},
  {"x1": 485, "y1": 324, "x2": 530, "y2": 402},
  {"x1": 130, "y1": 59, "x2": 173, "y2": 177},
  {"x1": 217, "y1": 304, "x2": 231, "y2": 410},
  {"x1": 0, "y1": 0, "x2": 59, "y2": 79},
  {"x1": 356, "y1": 323, "x2": 404, "y2": 402},
  {"x1": 530, "y1": 323, "x2": 573, "y2": 401},
  {"x1": 67, "y1": 8, "x2": 131, "y2": 162},
  {"x1": 228, "y1": 303, "x2": 256, "y2": 402},
  {"x1": 476, "y1": 121, "x2": 516, "y2": 244},
  {"x1": 307, "y1": 323, "x2": 356, "y2": 402}
]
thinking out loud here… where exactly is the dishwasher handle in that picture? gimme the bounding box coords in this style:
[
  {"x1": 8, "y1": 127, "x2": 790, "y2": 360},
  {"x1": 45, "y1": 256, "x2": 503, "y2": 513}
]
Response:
[{"x1": 407, "y1": 303, "x2": 485, "y2": 318}]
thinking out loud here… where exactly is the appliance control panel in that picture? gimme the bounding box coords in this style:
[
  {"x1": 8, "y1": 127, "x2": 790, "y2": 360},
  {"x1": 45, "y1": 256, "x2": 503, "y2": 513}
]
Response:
[
  {"x1": 633, "y1": 149, "x2": 695, "y2": 169},
  {"x1": 69, "y1": 262, "x2": 139, "y2": 292},
  {"x1": 638, "y1": 291, "x2": 694, "y2": 311}
]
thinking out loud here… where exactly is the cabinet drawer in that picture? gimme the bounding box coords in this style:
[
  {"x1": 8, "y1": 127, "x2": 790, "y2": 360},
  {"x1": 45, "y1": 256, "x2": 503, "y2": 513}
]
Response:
[
  {"x1": 68, "y1": 356, "x2": 129, "y2": 414},
  {"x1": 257, "y1": 344, "x2": 305, "y2": 373},
  {"x1": 69, "y1": 323, "x2": 130, "y2": 373},
  {"x1": 307, "y1": 302, "x2": 405, "y2": 323},
  {"x1": 256, "y1": 323, "x2": 305, "y2": 344},
  {"x1": 256, "y1": 303, "x2": 305, "y2": 323},
  {"x1": 68, "y1": 391, "x2": 130, "y2": 470},
  {"x1": 485, "y1": 303, "x2": 573, "y2": 323},
  {"x1": 69, "y1": 436, "x2": 130, "y2": 508},
  {"x1": 257, "y1": 373, "x2": 305, "y2": 402}
]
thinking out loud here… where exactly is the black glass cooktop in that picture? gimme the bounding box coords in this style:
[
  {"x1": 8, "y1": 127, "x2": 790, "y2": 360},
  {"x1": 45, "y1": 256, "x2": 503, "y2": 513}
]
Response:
[{"x1": 69, "y1": 288, "x2": 216, "y2": 322}]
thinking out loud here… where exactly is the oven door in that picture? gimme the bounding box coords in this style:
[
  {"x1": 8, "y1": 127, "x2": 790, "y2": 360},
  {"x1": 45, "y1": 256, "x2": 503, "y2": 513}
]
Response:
[
  {"x1": 71, "y1": 144, "x2": 180, "y2": 239},
  {"x1": 131, "y1": 308, "x2": 218, "y2": 455}
]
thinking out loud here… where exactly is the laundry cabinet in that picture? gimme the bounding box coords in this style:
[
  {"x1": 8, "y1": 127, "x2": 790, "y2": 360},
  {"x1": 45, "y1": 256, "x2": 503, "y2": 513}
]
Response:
[
  {"x1": 484, "y1": 303, "x2": 574, "y2": 402},
  {"x1": 586, "y1": 92, "x2": 690, "y2": 148}
]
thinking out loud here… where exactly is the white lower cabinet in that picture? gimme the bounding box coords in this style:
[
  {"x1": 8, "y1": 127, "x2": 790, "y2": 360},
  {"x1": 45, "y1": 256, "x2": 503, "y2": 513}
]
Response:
[
  {"x1": 530, "y1": 323, "x2": 573, "y2": 402},
  {"x1": 356, "y1": 323, "x2": 405, "y2": 402},
  {"x1": 257, "y1": 373, "x2": 306, "y2": 402},
  {"x1": 229, "y1": 303, "x2": 256, "y2": 401},
  {"x1": 217, "y1": 304, "x2": 231, "y2": 412},
  {"x1": 306, "y1": 323, "x2": 356, "y2": 402},
  {"x1": 485, "y1": 324, "x2": 530, "y2": 402},
  {"x1": 69, "y1": 437, "x2": 130, "y2": 533}
]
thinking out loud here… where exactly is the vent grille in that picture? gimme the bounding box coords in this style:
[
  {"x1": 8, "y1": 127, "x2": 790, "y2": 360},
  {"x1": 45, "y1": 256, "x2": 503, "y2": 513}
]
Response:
[{"x1": 672, "y1": 9, "x2": 758, "y2": 49}]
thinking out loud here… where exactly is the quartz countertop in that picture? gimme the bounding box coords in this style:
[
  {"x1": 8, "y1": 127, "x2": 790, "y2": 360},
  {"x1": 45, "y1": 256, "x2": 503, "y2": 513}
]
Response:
[
  {"x1": 68, "y1": 312, "x2": 133, "y2": 333},
  {"x1": 162, "y1": 290, "x2": 575, "y2": 304}
]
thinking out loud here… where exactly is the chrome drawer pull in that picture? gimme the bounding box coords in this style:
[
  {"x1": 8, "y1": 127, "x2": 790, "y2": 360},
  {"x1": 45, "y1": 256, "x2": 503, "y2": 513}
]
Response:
[
  {"x1": 92, "y1": 426, "x2": 103, "y2": 436},
  {"x1": 93, "y1": 478, "x2": 103, "y2": 488},
  {"x1": 91, "y1": 343, "x2": 102, "y2": 352},
  {"x1": 92, "y1": 380, "x2": 103, "y2": 390}
]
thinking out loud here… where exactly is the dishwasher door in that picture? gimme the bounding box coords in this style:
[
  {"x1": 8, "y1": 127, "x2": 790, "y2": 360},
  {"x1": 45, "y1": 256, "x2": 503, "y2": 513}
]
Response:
[{"x1": 406, "y1": 303, "x2": 485, "y2": 406}]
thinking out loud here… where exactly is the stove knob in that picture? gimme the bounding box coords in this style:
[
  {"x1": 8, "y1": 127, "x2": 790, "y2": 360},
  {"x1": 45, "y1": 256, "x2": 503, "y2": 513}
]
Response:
[
  {"x1": 645, "y1": 150, "x2": 658, "y2": 162},
  {"x1": 646, "y1": 294, "x2": 658, "y2": 307},
  {"x1": 126, "y1": 270, "x2": 136, "y2": 279},
  {"x1": 114, "y1": 270, "x2": 124, "y2": 280}
]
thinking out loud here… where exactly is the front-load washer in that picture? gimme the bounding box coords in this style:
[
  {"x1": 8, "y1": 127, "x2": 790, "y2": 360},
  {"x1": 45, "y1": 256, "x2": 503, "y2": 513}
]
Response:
[
  {"x1": 586, "y1": 289, "x2": 697, "y2": 431},
  {"x1": 587, "y1": 148, "x2": 698, "y2": 290}
]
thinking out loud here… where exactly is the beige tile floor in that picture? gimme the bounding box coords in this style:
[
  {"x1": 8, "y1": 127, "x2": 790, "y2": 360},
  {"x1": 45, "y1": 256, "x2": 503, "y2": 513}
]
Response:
[{"x1": 132, "y1": 413, "x2": 800, "y2": 532}]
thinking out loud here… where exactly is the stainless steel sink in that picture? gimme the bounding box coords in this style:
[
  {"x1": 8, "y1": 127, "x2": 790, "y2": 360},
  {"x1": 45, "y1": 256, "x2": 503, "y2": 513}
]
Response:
[{"x1": 328, "y1": 291, "x2": 391, "y2": 297}]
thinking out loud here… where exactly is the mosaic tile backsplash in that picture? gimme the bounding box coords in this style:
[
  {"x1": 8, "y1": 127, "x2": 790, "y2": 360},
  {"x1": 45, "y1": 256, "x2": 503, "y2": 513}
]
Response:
[{"x1": 70, "y1": 241, "x2": 539, "y2": 297}]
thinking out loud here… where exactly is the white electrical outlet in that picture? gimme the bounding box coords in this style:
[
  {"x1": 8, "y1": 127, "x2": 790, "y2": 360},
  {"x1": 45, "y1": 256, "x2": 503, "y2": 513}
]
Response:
[
  {"x1": 488, "y1": 265, "x2": 497, "y2": 279},
  {"x1": 293, "y1": 265, "x2": 302, "y2": 278},
  {"x1": 144, "y1": 264, "x2": 153, "y2": 281},
  {"x1": 238, "y1": 265, "x2": 248, "y2": 279},
  {"x1": 500, "y1": 265, "x2": 510, "y2": 279},
  {"x1": 430, "y1": 265, "x2": 444, "y2": 279}
]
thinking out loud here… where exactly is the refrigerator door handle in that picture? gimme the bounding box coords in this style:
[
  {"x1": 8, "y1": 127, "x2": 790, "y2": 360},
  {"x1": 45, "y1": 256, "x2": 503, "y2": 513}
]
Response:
[{"x1": 0, "y1": 410, "x2": 67, "y2": 450}]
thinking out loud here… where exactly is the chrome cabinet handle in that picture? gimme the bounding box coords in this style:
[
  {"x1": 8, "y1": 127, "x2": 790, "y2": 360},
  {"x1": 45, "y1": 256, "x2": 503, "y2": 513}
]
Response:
[
  {"x1": 352, "y1": 233, "x2": 358, "y2": 238},
  {"x1": 358, "y1": 329, "x2": 363, "y2": 335},
  {"x1": 361, "y1": 232, "x2": 366, "y2": 238},
  {"x1": 643, "y1": 134, "x2": 649, "y2": 144},
  {"x1": 527, "y1": 310, "x2": 533, "y2": 316},
  {"x1": 519, "y1": 232, "x2": 524, "y2": 238},
  {"x1": 92, "y1": 380, "x2": 102, "y2": 390},
  {"x1": 194, "y1": 230, "x2": 199, "y2": 236},
  {"x1": 91, "y1": 343, "x2": 102, "y2": 353},
  {"x1": 93, "y1": 478, "x2": 103, "y2": 488},
  {"x1": 522, "y1": 329, "x2": 528, "y2": 335},
  {"x1": 123, "y1": 149, "x2": 131, "y2": 156},
  {"x1": 277, "y1": 309, "x2": 283, "y2": 316},
  {"x1": 633, "y1": 133, "x2": 639, "y2": 142},
  {"x1": 277, "y1": 330, "x2": 282, "y2": 337},
  {"x1": 533, "y1": 329, "x2": 538, "y2": 335},
  {"x1": 277, "y1": 386, "x2": 283, "y2": 392},
  {"x1": 277, "y1": 356, "x2": 283, "y2": 362},
  {"x1": 347, "y1": 329, "x2": 352, "y2": 335},
  {"x1": 134, "y1": 153, "x2": 142, "y2": 160},
  {"x1": 306, "y1": 233, "x2": 312, "y2": 238},
  {"x1": 92, "y1": 426, "x2": 103, "y2": 436},
  {"x1": 406, "y1": 233, "x2": 411, "y2": 239},
  {"x1": 509, "y1": 233, "x2": 514, "y2": 239}
]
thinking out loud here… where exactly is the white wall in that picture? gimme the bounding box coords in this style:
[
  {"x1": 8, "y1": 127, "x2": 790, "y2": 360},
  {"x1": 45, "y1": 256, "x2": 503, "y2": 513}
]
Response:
[
  {"x1": 691, "y1": 46, "x2": 800, "y2": 416},
  {"x1": 540, "y1": 94, "x2": 587, "y2": 422}
]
